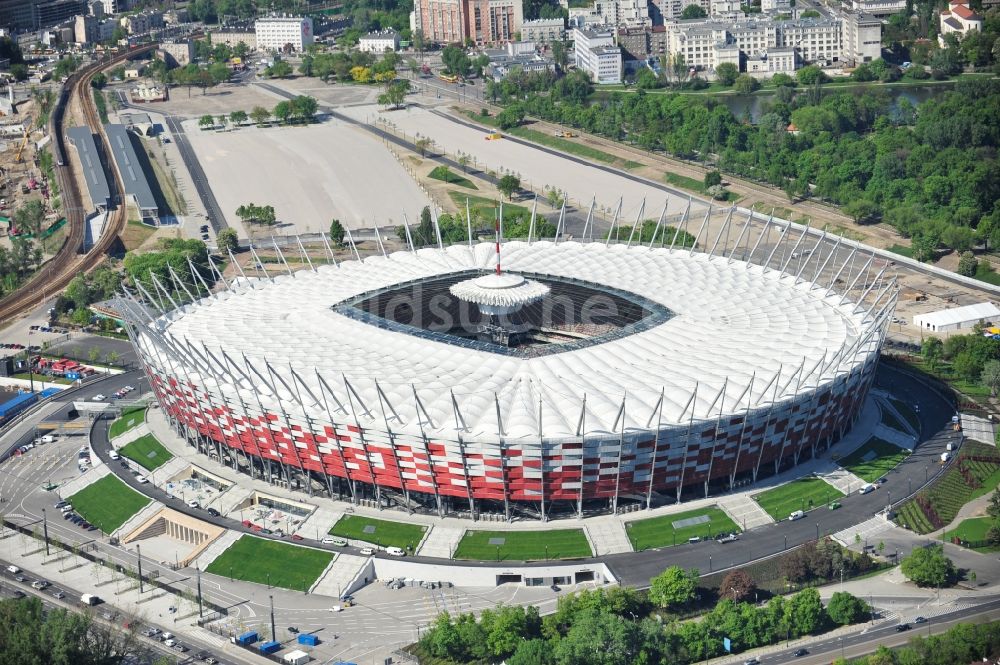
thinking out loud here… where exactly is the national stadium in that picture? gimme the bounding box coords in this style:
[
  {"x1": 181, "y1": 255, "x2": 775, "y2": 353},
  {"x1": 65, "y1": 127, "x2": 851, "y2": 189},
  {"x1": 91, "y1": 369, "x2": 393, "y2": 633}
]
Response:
[{"x1": 119, "y1": 214, "x2": 894, "y2": 521}]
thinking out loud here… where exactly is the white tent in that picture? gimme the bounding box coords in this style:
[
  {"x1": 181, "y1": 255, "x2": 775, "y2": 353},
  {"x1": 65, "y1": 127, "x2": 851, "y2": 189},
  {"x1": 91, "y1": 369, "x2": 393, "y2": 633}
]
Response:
[{"x1": 913, "y1": 302, "x2": 1000, "y2": 333}]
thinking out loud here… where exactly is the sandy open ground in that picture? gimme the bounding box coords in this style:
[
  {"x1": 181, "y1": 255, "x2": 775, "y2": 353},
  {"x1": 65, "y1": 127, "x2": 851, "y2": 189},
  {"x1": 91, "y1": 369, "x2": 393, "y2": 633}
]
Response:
[
  {"x1": 183, "y1": 117, "x2": 432, "y2": 234},
  {"x1": 339, "y1": 104, "x2": 691, "y2": 222}
]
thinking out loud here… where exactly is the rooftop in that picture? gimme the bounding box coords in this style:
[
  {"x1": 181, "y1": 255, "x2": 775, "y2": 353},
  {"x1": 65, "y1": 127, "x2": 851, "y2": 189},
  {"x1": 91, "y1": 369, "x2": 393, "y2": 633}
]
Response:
[
  {"x1": 104, "y1": 123, "x2": 157, "y2": 213},
  {"x1": 66, "y1": 126, "x2": 110, "y2": 209},
  {"x1": 913, "y1": 302, "x2": 1000, "y2": 327}
]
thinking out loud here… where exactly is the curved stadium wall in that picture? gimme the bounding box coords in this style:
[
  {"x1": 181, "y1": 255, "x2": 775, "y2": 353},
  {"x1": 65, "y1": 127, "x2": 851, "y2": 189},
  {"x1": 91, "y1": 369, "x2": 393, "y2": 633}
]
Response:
[{"x1": 121, "y1": 228, "x2": 893, "y2": 520}]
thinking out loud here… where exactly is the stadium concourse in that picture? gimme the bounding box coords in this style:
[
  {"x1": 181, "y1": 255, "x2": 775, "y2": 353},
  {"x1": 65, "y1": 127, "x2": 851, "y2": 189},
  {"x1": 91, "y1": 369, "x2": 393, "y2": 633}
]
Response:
[{"x1": 119, "y1": 213, "x2": 896, "y2": 522}]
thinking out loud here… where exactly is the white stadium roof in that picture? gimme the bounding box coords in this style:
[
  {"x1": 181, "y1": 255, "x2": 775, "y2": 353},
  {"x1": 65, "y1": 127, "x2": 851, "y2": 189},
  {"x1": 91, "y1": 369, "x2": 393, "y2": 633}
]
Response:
[{"x1": 147, "y1": 241, "x2": 872, "y2": 441}]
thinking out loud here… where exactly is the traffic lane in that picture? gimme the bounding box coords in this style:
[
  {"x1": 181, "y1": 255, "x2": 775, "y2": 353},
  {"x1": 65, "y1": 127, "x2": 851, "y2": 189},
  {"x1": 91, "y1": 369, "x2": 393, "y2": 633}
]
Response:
[{"x1": 769, "y1": 597, "x2": 1000, "y2": 665}]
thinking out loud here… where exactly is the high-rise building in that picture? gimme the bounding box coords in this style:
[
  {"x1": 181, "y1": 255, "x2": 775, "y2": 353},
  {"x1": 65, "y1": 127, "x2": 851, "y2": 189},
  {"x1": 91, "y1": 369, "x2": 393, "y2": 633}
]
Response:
[
  {"x1": 413, "y1": 0, "x2": 523, "y2": 45},
  {"x1": 0, "y1": 0, "x2": 84, "y2": 31}
]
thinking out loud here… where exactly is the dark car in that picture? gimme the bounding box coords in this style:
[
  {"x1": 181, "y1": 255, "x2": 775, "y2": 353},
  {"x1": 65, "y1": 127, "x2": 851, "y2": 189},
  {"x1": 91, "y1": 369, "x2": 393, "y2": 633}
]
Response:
[
  {"x1": 793, "y1": 648, "x2": 808, "y2": 657},
  {"x1": 895, "y1": 623, "x2": 911, "y2": 632},
  {"x1": 550, "y1": 584, "x2": 561, "y2": 592},
  {"x1": 206, "y1": 508, "x2": 220, "y2": 517},
  {"x1": 914, "y1": 616, "x2": 927, "y2": 624},
  {"x1": 260, "y1": 528, "x2": 273, "y2": 535},
  {"x1": 287, "y1": 626, "x2": 299, "y2": 633}
]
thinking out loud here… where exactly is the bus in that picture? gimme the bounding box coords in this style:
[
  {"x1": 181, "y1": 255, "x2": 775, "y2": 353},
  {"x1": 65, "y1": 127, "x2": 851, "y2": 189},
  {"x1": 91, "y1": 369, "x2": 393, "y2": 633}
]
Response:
[{"x1": 438, "y1": 73, "x2": 458, "y2": 84}]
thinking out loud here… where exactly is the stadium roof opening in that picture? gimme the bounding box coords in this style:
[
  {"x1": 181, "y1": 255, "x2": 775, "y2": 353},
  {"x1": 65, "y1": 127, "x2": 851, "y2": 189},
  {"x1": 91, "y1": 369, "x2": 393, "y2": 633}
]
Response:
[{"x1": 334, "y1": 269, "x2": 674, "y2": 357}]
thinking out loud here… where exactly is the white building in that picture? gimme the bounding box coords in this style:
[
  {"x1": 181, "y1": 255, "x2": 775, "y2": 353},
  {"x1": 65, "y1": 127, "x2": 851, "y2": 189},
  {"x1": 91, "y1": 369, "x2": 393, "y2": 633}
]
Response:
[
  {"x1": 595, "y1": 0, "x2": 650, "y2": 27},
  {"x1": 657, "y1": 0, "x2": 710, "y2": 22},
  {"x1": 761, "y1": 0, "x2": 791, "y2": 10},
  {"x1": 913, "y1": 302, "x2": 1000, "y2": 334},
  {"x1": 521, "y1": 18, "x2": 565, "y2": 43},
  {"x1": 938, "y1": 0, "x2": 983, "y2": 47},
  {"x1": 212, "y1": 28, "x2": 257, "y2": 50},
  {"x1": 358, "y1": 28, "x2": 400, "y2": 53},
  {"x1": 254, "y1": 15, "x2": 314, "y2": 52},
  {"x1": 778, "y1": 16, "x2": 842, "y2": 64},
  {"x1": 842, "y1": 11, "x2": 881, "y2": 64},
  {"x1": 849, "y1": 0, "x2": 905, "y2": 17},
  {"x1": 745, "y1": 45, "x2": 798, "y2": 74},
  {"x1": 573, "y1": 27, "x2": 623, "y2": 83}
]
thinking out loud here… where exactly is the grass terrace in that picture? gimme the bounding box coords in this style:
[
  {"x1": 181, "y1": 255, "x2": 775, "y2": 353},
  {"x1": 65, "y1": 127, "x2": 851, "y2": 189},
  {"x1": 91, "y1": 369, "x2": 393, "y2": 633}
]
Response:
[
  {"x1": 67, "y1": 474, "x2": 150, "y2": 534},
  {"x1": 453, "y1": 529, "x2": 591, "y2": 561},
  {"x1": 109, "y1": 406, "x2": 147, "y2": 439},
  {"x1": 328, "y1": 515, "x2": 427, "y2": 551},
  {"x1": 837, "y1": 437, "x2": 910, "y2": 483},
  {"x1": 428, "y1": 165, "x2": 477, "y2": 189},
  {"x1": 205, "y1": 535, "x2": 334, "y2": 592},
  {"x1": 754, "y1": 477, "x2": 845, "y2": 522},
  {"x1": 118, "y1": 434, "x2": 173, "y2": 471},
  {"x1": 625, "y1": 506, "x2": 740, "y2": 551},
  {"x1": 896, "y1": 441, "x2": 1000, "y2": 534}
]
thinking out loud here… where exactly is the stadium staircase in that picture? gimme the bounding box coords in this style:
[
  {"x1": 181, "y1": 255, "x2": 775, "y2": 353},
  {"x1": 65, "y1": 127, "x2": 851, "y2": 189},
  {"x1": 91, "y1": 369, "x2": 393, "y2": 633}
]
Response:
[
  {"x1": 718, "y1": 495, "x2": 775, "y2": 530},
  {"x1": 297, "y1": 506, "x2": 343, "y2": 540},
  {"x1": 110, "y1": 423, "x2": 151, "y2": 448},
  {"x1": 309, "y1": 553, "x2": 371, "y2": 598},
  {"x1": 191, "y1": 529, "x2": 243, "y2": 569},
  {"x1": 416, "y1": 525, "x2": 464, "y2": 558},
  {"x1": 831, "y1": 515, "x2": 897, "y2": 548}
]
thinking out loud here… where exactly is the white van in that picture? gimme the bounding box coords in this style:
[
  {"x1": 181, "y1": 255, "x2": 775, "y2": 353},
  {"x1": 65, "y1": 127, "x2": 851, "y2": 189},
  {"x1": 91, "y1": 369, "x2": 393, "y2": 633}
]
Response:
[
  {"x1": 80, "y1": 593, "x2": 101, "y2": 606},
  {"x1": 40, "y1": 435, "x2": 55, "y2": 444},
  {"x1": 6, "y1": 565, "x2": 20, "y2": 574},
  {"x1": 386, "y1": 546, "x2": 406, "y2": 557},
  {"x1": 859, "y1": 484, "x2": 875, "y2": 495},
  {"x1": 788, "y1": 510, "x2": 805, "y2": 521}
]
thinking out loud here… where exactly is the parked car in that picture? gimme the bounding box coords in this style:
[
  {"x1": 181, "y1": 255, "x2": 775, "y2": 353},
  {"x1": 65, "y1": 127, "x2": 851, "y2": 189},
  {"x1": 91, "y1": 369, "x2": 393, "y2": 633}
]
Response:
[
  {"x1": 717, "y1": 533, "x2": 738, "y2": 543},
  {"x1": 359, "y1": 547, "x2": 375, "y2": 555},
  {"x1": 322, "y1": 537, "x2": 347, "y2": 546},
  {"x1": 828, "y1": 501, "x2": 842, "y2": 510},
  {"x1": 788, "y1": 510, "x2": 805, "y2": 521},
  {"x1": 206, "y1": 508, "x2": 220, "y2": 517}
]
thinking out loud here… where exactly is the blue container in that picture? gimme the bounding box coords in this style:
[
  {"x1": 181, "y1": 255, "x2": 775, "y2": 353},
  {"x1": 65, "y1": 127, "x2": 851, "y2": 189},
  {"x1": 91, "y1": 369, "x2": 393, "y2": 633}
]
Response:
[
  {"x1": 258, "y1": 640, "x2": 281, "y2": 654},
  {"x1": 297, "y1": 634, "x2": 318, "y2": 646},
  {"x1": 235, "y1": 631, "x2": 258, "y2": 646}
]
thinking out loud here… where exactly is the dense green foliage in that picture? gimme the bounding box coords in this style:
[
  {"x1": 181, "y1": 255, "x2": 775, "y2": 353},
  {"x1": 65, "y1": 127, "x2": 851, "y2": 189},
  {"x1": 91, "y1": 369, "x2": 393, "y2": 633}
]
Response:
[
  {"x1": 123, "y1": 238, "x2": 213, "y2": 302},
  {"x1": 777, "y1": 538, "x2": 879, "y2": 584},
  {"x1": 900, "y1": 544, "x2": 957, "y2": 587},
  {"x1": 489, "y1": 75, "x2": 1000, "y2": 255},
  {"x1": 54, "y1": 265, "x2": 121, "y2": 325},
  {"x1": 418, "y1": 583, "x2": 868, "y2": 665},
  {"x1": 838, "y1": 619, "x2": 1000, "y2": 665},
  {"x1": 0, "y1": 596, "x2": 154, "y2": 665},
  {"x1": 398, "y1": 205, "x2": 557, "y2": 248}
]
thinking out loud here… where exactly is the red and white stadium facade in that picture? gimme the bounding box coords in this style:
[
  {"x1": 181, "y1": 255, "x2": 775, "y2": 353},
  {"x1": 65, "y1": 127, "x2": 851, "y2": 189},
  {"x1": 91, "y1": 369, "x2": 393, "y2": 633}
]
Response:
[{"x1": 121, "y1": 209, "x2": 895, "y2": 520}]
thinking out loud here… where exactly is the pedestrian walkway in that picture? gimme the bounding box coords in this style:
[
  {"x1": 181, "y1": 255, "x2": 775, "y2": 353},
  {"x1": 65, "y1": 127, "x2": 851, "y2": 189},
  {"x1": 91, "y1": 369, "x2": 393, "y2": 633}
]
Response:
[
  {"x1": 58, "y1": 465, "x2": 110, "y2": 499},
  {"x1": 831, "y1": 515, "x2": 896, "y2": 548},
  {"x1": 191, "y1": 529, "x2": 242, "y2": 569},
  {"x1": 298, "y1": 505, "x2": 343, "y2": 541},
  {"x1": 111, "y1": 423, "x2": 150, "y2": 448},
  {"x1": 309, "y1": 553, "x2": 369, "y2": 598},
  {"x1": 816, "y1": 464, "x2": 865, "y2": 496},
  {"x1": 211, "y1": 485, "x2": 254, "y2": 518},
  {"x1": 586, "y1": 519, "x2": 632, "y2": 555},
  {"x1": 417, "y1": 526, "x2": 465, "y2": 558},
  {"x1": 718, "y1": 494, "x2": 775, "y2": 530},
  {"x1": 152, "y1": 458, "x2": 190, "y2": 488},
  {"x1": 873, "y1": 423, "x2": 917, "y2": 450},
  {"x1": 111, "y1": 500, "x2": 163, "y2": 541},
  {"x1": 874, "y1": 393, "x2": 919, "y2": 437}
]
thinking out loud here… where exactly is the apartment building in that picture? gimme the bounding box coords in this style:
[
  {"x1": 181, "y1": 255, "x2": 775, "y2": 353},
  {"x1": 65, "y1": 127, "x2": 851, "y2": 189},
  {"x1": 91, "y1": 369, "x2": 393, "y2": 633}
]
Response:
[
  {"x1": 778, "y1": 16, "x2": 842, "y2": 63},
  {"x1": 849, "y1": 0, "x2": 905, "y2": 17},
  {"x1": 413, "y1": 0, "x2": 522, "y2": 45},
  {"x1": 359, "y1": 28, "x2": 400, "y2": 53},
  {"x1": 842, "y1": 10, "x2": 881, "y2": 63},
  {"x1": 254, "y1": 15, "x2": 314, "y2": 52},
  {"x1": 157, "y1": 40, "x2": 195, "y2": 68},
  {"x1": 573, "y1": 26, "x2": 623, "y2": 83},
  {"x1": 212, "y1": 27, "x2": 257, "y2": 50},
  {"x1": 521, "y1": 18, "x2": 565, "y2": 43}
]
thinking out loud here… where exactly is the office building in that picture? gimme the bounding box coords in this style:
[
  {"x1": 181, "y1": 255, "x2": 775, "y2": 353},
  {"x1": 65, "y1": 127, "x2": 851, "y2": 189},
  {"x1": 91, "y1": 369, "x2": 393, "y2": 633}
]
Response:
[
  {"x1": 254, "y1": 15, "x2": 314, "y2": 52},
  {"x1": 573, "y1": 26, "x2": 623, "y2": 83},
  {"x1": 359, "y1": 28, "x2": 400, "y2": 52}
]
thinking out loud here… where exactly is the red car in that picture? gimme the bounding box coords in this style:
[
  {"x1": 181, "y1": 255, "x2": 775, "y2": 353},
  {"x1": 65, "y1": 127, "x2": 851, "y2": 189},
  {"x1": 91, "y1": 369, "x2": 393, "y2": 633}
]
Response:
[
  {"x1": 291, "y1": 534, "x2": 303, "y2": 541},
  {"x1": 251, "y1": 524, "x2": 262, "y2": 532},
  {"x1": 241, "y1": 519, "x2": 253, "y2": 528}
]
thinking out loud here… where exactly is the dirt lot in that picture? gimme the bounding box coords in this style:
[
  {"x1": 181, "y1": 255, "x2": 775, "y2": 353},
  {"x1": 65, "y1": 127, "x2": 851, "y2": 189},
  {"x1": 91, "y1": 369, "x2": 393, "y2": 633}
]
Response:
[
  {"x1": 182, "y1": 116, "x2": 432, "y2": 235},
  {"x1": 127, "y1": 81, "x2": 280, "y2": 118}
]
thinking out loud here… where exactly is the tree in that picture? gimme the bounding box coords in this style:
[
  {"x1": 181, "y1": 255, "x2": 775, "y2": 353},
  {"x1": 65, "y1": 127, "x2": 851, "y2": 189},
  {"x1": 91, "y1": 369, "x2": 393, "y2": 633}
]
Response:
[
  {"x1": 457, "y1": 153, "x2": 471, "y2": 173},
  {"x1": 88, "y1": 346, "x2": 101, "y2": 363},
  {"x1": 498, "y1": 174, "x2": 521, "y2": 200},
  {"x1": 414, "y1": 137, "x2": 433, "y2": 156},
  {"x1": 496, "y1": 104, "x2": 526, "y2": 130},
  {"x1": 216, "y1": 228, "x2": 238, "y2": 254},
  {"x1": 981, "y1": 360, "x2": 1000, "y2": 397},
  {"x1": 681, "y1": 4, "x2": 708, "y2": 18},
  {"x1": 13, "y1": 200, "x2": 45, "y2": 237},
  {"x1": 377, "y1": 79, "x2": 410, "y2": 109},
  {"x1": 249, "y1": 106, "x2": 271, "y2": 125},
  {"x1": 718, "y1": 569, "x2": 756, "y2": 602},
  {"x1": 648, "y1": 566, "x2": 698, "y2": 609},
  {"x1": 796, "y1": 65, "x2": 827, "y2": 85},
  {"x1": 715, "y1": 62, "x2": 739, "y2": 86},
  {"x1": 843, "y1": 199, "x2": 878, "y2": 224},
  {"x1": 198, "y1": 114, "x2": 215, "y2": 129},
  {"x1": 704, "y1": 170, "x2": 723, "y2": 188},
  {"x1": 734, "y1": 74, "x2": 760, "y2": 94},
  {"x1": 900, "y1": 544, "x2": 956, "y2": 587},
  {"x1": 921, "y1": 337, "x2": 944, "y2": 371},
  {"x1": 441, "y1": 45, "x2": 471, "y2": 77},
  {"x1": 329, "y1": 219, "x2": 345, "y2": 247},
  {"x1": 91, "y1": 72, "x2": 107, "y2": 89},
  {"x1": 266, "y1": 60, "x2": 293, "y2": 78},
  {"x1": 786, "y1": 587, "x2": 825, "y2": 636},
  {"x1": 229, "y1": 110, "x2": 248, "y2": 126},
  {"x1": 826, "y1": 591, "x2": 868, "y2": 625},
  {"x1": 290, "y1": 95, "x2": 318, "y2": 123},
  {"x1": 273, "y1": 100, "x2": 293, "y2": 125},
  {"x1": 957, "y1": 251, "x2": 978, "y2": 277}
]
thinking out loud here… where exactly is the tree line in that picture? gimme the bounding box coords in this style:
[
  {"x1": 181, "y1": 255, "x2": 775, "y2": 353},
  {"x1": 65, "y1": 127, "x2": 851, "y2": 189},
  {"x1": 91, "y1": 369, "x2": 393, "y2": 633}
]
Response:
[
  {"x1": 419, "y1": 570, "x2": 871, "y2": 665},
  {"x1": 837, "y1": 618, "x2": 1000, "y2": 665},
  {"x1": 487, "y1": 71, "x2": 1000, "y2": 259},
  {"x1": 397, "y1": 205, "x2": 557, "y2": 248},
  {"x1": 920, "y1": 328, "x2": 1000, "y2": 395},
  {"x1": 123, "y1": 238, "x2": 215, "y2": 304}
]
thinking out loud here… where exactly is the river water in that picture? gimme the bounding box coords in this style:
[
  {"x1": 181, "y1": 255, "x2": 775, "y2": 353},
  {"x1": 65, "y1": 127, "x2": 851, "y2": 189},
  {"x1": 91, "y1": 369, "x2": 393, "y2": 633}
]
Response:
[{"x1": 715, "y1": 84, "x2": 953, "y2": 123}]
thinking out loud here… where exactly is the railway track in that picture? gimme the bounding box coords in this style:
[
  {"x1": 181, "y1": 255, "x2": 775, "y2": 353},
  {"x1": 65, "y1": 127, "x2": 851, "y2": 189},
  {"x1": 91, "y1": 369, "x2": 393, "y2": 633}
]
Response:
[{"x1": 0, "y1": 46, "x2": 155, "y2": 327}]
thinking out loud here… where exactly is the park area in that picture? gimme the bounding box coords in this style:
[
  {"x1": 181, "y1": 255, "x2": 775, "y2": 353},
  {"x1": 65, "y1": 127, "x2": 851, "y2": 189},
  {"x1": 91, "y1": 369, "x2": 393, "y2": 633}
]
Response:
[
  {"x1": 754, "y1": 477, "x2": 845, "y2": 521},
  {"x1": 453, "y1": 529, "x2": 591, "y2": 561},
  {"x1": 328, "y1": 515, "x2": 426, "y2": 551},
  {"x1": 118, "y1": 434, "x2": 173, "y2": 471},
  {"x1": 625, "y1": 506, "x2": 740, "y2": 551},
  {"x1": 837, "y1": 437, "x2": 910, "y2": 483},
  {"x1": 944, "y1": 516, "x2": 998, "y2": 551},
  {"x1": 68, "y1": 474, "x2": 150, "y2": 533},
  {"x1": 109, "y1": 406, "x2": 147, "y2": 439},
  {"x1": 183, "y1": 117, "x2": 431, "y2": 237},
  {"x1": 204, "y1": 535, "x2": 334, "y2": 592}
]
